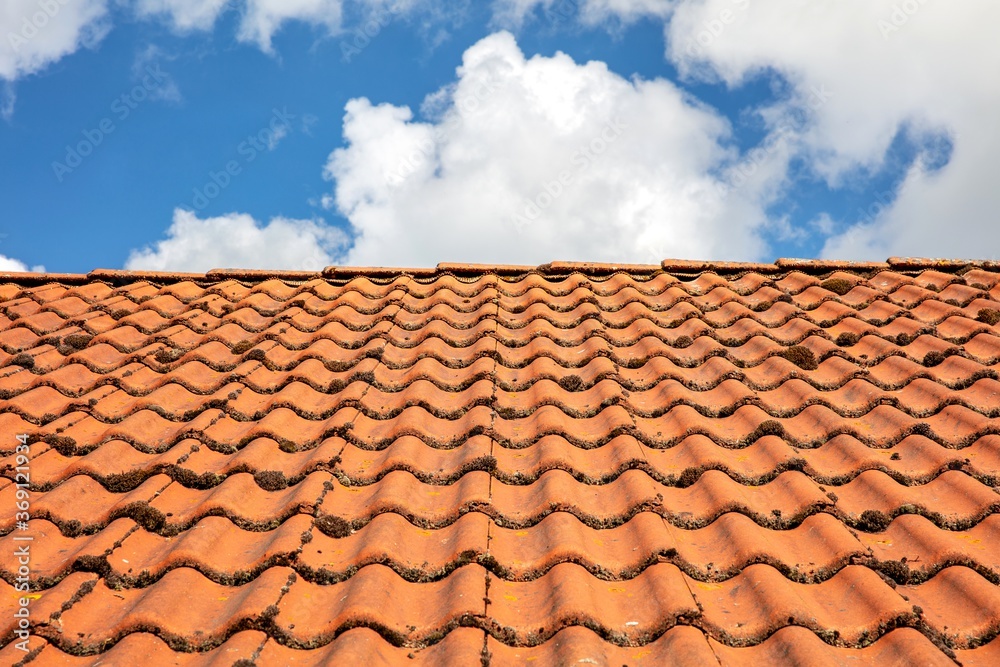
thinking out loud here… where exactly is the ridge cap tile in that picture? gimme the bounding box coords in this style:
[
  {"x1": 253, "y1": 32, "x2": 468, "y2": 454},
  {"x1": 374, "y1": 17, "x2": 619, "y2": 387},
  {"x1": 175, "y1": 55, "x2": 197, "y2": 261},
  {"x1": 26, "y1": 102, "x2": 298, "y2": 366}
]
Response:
[
  {"x1": 87, "y1": 268, "x2": 206, "y2": 284},
  {"x1": 660, "y1": 259, "x2": 783, "y2": 274},
  {"x1": 0, "y1": 271, "x2": 91, "y2": 284},
  {"x1": 322, "y1": 265, "x2": 437, "y2": 278},
  {"x1": 888, "y1": 256, "x2": 1000, "y2": 270},
  {"x1": 539, "y1": 261, "x2": 661, "y2": 274},
  {"x1": 775, "y1": 257, "x2": 891, "y2": 272},
  {"x1": 437, "y1": 262, "x2": 536, "y2": 275},
  {"x1": 204, "y1": 268, "x2": 320, "y2": 281}
]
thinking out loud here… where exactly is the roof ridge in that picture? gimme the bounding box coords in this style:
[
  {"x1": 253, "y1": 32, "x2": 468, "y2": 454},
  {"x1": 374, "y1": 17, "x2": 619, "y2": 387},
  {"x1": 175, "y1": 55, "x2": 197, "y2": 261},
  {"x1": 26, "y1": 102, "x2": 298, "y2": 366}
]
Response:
[{"x1": 1, "y1": 257, "x2": 998, "y2": 286}]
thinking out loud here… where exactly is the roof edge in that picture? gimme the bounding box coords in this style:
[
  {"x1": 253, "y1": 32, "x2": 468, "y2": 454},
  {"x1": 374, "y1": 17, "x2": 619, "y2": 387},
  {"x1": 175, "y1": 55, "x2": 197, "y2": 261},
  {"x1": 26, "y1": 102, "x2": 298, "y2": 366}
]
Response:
[{"x1": 2, "y1": 258, "x2": 997, "y2": 286}]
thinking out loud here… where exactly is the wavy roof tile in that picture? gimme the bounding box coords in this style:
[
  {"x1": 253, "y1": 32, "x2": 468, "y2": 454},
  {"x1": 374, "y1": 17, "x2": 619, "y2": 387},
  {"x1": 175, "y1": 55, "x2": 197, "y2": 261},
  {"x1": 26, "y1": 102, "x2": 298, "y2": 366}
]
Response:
[{"x1": 2, "y1": 257, "x2": 1000, "y2": 665}]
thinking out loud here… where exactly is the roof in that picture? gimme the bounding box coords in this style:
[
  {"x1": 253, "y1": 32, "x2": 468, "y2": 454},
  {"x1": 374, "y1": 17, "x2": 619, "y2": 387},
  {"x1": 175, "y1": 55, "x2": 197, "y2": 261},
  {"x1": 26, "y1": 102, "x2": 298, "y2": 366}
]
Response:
[{"x1": 2, "y1": 257, "x2": 1000, "y2": 665}]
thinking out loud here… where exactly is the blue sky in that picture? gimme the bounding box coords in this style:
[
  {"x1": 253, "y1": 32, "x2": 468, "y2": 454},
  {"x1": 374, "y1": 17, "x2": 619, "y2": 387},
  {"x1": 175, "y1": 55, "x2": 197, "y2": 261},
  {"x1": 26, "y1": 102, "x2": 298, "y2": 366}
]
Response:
[{"x1": 0, "y1": 1, "x2": 992, "y2": 272}]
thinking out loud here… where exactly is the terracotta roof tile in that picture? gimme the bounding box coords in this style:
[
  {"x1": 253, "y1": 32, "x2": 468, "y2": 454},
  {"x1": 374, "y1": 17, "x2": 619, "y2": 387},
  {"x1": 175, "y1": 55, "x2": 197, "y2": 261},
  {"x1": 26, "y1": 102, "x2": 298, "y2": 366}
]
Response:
[{"x1": 3, "y1": 259, "x2": 1000, "y2": 663}]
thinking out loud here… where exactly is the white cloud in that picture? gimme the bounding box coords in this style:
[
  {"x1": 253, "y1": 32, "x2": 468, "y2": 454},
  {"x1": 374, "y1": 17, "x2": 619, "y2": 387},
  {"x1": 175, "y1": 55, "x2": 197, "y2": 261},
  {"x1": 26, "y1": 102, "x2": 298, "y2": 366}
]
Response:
[
  {"x1": 265, "y1": 122, "x2": 287, "y2": 150},
  {"x1": 547, "y1": 0, "x2": 1000, "y2": 259},
  {"x1": 131, "y1": 0, "x2": 448, "y2": 52},
  {"x1": 808, "y1": 212, "x2": 835, "y2": 236},
  {"x1": 238, "y1": 0, "x2": 344, "y2": 52},
  {"x1": 4, "y1": 1, "x2": 432, "y2": 94},
  {"x1": 1, "y1": 82, "x2": 14, "y2": 119},
  {"x1": 133, "y1": 0, "x2": 231, "y2": 32},
  {"x1": 491, "y1": 0, "x2": 671, "y2": 28},
  {"x1": 131, "y1": 44, "x2": 182, "y2": 102},
  {"x1": 132, "y1": 0, "x2": 346, "y2": 47},
  {"x1": 1, "y1": 0, "x2": 110, "y2": 82},
  {"x1": 0, "y1": 254, "x2": 44, "y2": 272},
  {"x1": 325, "y1": 30, "x2": 779, "y2": 266},
  {"x1": 574, "y1": 0, "x2": 672, "y2": 24},
  {"x1": 490, "y1": 0, "x2": 555, "y2": 27},
  {"x1": 132, "y1": 0, "x2": 345, "y2": 51},
  {"x1": 301, "y1": 112, "x2": 319, "y2": 136},
  {"x1": 125, "y1": 208, "x2": 348, "y2": 271}
]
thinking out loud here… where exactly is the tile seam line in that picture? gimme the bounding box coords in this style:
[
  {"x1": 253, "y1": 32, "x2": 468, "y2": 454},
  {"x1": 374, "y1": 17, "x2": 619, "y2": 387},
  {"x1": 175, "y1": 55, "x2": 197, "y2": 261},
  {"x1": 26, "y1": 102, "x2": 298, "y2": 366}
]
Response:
[
  {"x1": 633, "y1": 387, "x2": 718, "y2": 658},
  {"x1": 326, "y1": 298, "x2": 398, "y2": 479},
  {"x1": 87, "y1": 445, "x2": 194, "y2": 585},
  {"x1": 256, "y1": 466, "x2": 342, "y2": 661},
  {"x1": 488, "y1": 274, "x2": 500, "y2": 530},
  {"x1": 484, "y1": 275, "x2": 500, "y2": 658},
  {"x1": 325, "y1": 277, "x2": 407, "y2": 468},
  {"x1": 19, "y1": 641, "x2": 47, "y2": 666},
  {"x1": 620, "y1": 275, "x2": 726, "y2": 662},
  {"x1": 37, "y1": 474, "x2": 173, "y2": 639},
  {"x1": 649, "y1": 264, "x2": 725, "y2": 667},
  {"x1": 248, "y1": 633, "x2": 270, "y2": 665}
]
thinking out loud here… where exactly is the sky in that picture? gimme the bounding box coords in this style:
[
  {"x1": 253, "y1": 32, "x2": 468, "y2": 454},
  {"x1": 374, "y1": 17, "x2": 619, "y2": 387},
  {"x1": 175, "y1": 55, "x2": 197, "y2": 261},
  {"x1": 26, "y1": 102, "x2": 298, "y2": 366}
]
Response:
[{"x1": 0, "y1": 0, "x2": 996, "y2": 272}]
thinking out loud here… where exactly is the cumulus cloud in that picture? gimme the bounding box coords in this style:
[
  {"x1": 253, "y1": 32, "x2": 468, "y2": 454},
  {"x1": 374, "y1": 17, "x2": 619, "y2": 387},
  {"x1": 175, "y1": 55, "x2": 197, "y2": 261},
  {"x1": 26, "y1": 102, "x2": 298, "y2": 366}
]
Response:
[
  {"x1": 546, "y1": 0, "x2": 1000, "y2": 259},
  {"x1": 325, "y1": 30, "x2": 782, "y2": 266},
  {"x1": 0, "y1": 254, "x2": 44, "y2": 272},
  {"x1": 1, "y1": 0, "x2": 110, "y2": 82},
  {"x1": 125, "y1": 208, "x2": 348, "y2": 271}
]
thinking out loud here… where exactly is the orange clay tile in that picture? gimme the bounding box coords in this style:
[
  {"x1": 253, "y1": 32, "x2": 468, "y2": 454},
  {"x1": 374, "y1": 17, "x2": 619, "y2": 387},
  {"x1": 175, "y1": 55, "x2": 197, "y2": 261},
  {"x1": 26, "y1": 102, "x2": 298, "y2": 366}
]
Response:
[
  {"x1": 491, "y1": 433, "x2": 646, "y2": 483},
  {"x1": 1, "y1": 473, "x2": 172, "y2": 534},
  {"x1": 901, "y1": 566, "x2": 1000, "y2": 648},
  {"x1": 273, "y1": 563, "x2": 487, "y2": 646},
  {"x1": 46, "y1": 566, "x2": 292, "y2": 651},
  {"x1": 0, "y1": 572, "x2": 101, "y2": 642},
  {"x1": 335, "y1": 434, "x2": 494, "y2": 484},
  {"x1": 4, "y1": 260, "x2": 1000, "y2": 664},
  {"x1": 857, "y1": 513, "x2": 1000, "y2": 582},
  {"x1": 315, "y1": 469, "x2": 491, "y2": 529},
  {"x1": 486, "y1": 511, "x2": 673, "y2": 580},
  {"x1": 0, "y1": 518, "x2": 135, "y2": 585},
  {"x1": 147, "y1": 470, "x2": 332, "y2": 532},
  {"x1": 488, "y1": 624, "x2": 720, "y2": 665},
  {"x1": 487, "y1": 561, "x2": 700, "y2": 644},
  {"x1": 709, "y1": 626, "x2": 952, "y2": 666},
  {"x1": 111, "y1": 514, "x2": 314, "y2": 584},
  {"x1": 298, "y1": 511, "x2": 489, "y2": 582},
  {"x1": 956, "y1": 636, "x2": 1000, "y2": 666},
  {"x1": 24, "y1": 631, "x2": 266, "y2": 665},
  {"x1": 256, "y1": 627, "x2": 489, "y2": 666},
  {"x1": 176, "y1": 435, "x2": 345, "y2": 483},
  {"x1": 695, "y1": 563, "x2": 916, "y2": 645}
]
